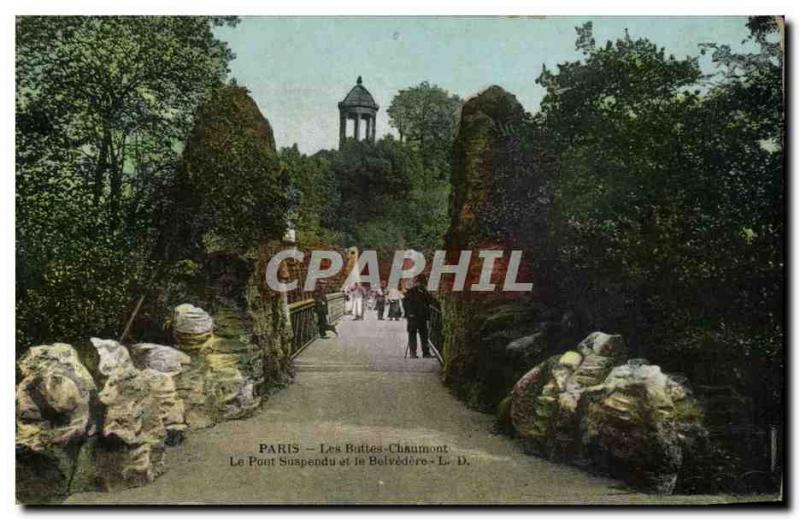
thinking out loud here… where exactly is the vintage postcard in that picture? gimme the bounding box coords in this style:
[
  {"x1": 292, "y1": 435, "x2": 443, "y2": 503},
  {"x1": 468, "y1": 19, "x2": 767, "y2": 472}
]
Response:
[{"x1": 14, "y1": 15, "x2": 785, "y2": 505}]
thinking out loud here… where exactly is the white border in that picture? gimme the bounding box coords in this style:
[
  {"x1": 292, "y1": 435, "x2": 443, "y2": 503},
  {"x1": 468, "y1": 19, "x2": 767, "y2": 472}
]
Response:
[{"x1": 3, "y1": 1, "x2": 797, "y2": 519}]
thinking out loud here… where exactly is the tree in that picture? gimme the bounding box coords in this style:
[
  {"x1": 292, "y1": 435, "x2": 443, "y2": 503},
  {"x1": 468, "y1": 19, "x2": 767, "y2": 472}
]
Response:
[
  {"x1": 387, "y1": 82, "x2": 463, "y2": 175},
  {"x1": 280, "y1": 144, "x2": 340, "y2": 246},
  {"x1": 16, "y1": 16, "x2": 237, "y2": 351},
  {"x1": 536, "y1": 19, "x2": 784, "y2": 425},
  {"x1": 310, "y1": 135, "x2": 449, "y2": 253},
  {"x1": 17, "y1": 16, "x2": 237, "y2": 233}
]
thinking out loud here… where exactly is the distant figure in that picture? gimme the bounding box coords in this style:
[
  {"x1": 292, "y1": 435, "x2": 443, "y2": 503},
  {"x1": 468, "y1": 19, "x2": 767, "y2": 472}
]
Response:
[
  {"x1": 403, "y1": 275, "x2": 434, "y2": 359},
  {"x1": 375, "y1": 283, "x2": 386, "y2": 320},
  {"x1": 387, "y1": 285, "x2": 403, "y2": 321},
  {"x1": 313, "y1": 288, "x2": 338, "y2": 338},
  {"x1": 349, "y1": 282, "x2": 366, "y2": 320}
]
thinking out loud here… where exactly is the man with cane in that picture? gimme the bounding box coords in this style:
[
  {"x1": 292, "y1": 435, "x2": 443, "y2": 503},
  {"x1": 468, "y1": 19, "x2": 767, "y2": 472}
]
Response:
[{"x1": 402, "y1": 274, "x2": 434, "y2": 359}]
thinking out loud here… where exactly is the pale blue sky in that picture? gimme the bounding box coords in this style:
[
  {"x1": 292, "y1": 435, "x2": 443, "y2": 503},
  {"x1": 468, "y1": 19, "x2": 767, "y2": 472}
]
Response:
[{"x1": 214, "y1": 16, "x2": 755, "y2": 154}]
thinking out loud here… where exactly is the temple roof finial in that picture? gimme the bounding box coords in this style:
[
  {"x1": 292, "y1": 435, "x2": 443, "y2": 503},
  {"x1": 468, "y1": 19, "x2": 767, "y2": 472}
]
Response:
[{"x1": 357, "y1": 75, "x2": 362, "y2": 85}]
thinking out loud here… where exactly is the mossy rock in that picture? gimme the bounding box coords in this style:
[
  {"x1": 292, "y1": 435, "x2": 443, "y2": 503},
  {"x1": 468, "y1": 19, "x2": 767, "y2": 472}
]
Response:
[
  {"x1": 479, "y1": 301, "x2": 537, "y2": 338},
  {"x1": 68, "y1": 436, "x2": 100, "y2": 495},
  {"x1": 211, "y1": 337, "x2": 250, "y2": 355},
  {"x1": 212, "y1": 307, "x2": 249, "y2": 340}
]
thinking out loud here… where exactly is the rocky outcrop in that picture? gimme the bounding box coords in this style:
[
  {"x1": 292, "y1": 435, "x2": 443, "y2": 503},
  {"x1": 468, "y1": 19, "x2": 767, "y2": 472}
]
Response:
[
  {"x1": 173, "y1": 304, "x2": 213, "y2": 350},
  {"x1": 510, "y1": 332, "x2": 705, "y2": 494},
  {"x1": 16, "y1": 343, "x2": 97, "y2": 451},
  {"x1": 16, "y1": 247, "x2": 295, "y2": 502},
  {"x1": 440, "y1": 86, "x2": 559, "y2": 413},
  {"x1": 446, "y1": 85, "x2": 531, "y2": 250},
  {"x1": 91, "y1": 338, "x2": 186, "y2": 490},
  {"x1": 16, "y1": 344, "x2": 98, "y2": 503},
  {"x1": 172, "y1": 304, "x2": 262, "y2": 428},
  {"x1": 176, "y1": 350, "x2": 259, "y2": 428}
]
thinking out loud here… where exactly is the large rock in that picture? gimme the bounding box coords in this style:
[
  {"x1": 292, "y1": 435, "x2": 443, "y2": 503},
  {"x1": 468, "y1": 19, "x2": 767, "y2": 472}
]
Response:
[
  {"x1": 16, "y1": 343, "x2": 98, "y2": 503},
  {"x1": 580, "y1": 361, "x2": 704, "y2": 494},
  {"x1": 131, "y1": 343, "x2": 191, "y2": 375},
  {"x1": 16, "y1": 343, "x2": 97, "y2": 451},
  {"x1": 91, "y1": 337, "x2": 135, "y2": 374},
  {"x1": 171, "y1": 302, "x2": 264, "y2": 428},
  {"x1": 173, "y1": 303, "x2": 213, "y2": 349},
  {"x1": 92, "y1": 339, "x2": 186, "y2": 490},
  {"x1": 175, "y1": 349, "x2": 260, "y2": 428},
  {"x1": 510, "y1": 332, "x2": 705, "y2": 494}
]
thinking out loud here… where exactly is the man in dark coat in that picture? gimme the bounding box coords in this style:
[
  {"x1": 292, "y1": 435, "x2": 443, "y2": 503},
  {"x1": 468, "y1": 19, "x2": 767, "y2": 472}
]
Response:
[
  {"x1": 314, "y1": 288, "x2": 337, "y2": 338},
  {"x1": 375, "y1": 282, "x2": 386, "y2": 320},
  {"x1": 403, "y1": 275, "x2": 434, "y2": 358}
]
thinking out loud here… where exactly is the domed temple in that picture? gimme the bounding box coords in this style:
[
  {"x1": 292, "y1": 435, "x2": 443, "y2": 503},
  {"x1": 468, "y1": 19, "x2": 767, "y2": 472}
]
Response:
[{"x1": 338, "y1": 76, "x2": 379, "y2": 147}]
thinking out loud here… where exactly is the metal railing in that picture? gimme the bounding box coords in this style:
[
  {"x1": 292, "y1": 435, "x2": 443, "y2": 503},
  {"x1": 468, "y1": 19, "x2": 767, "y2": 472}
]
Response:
[
  {"x1": 426, "y1": 303, "x2": 444, "y2": 365},
  {"x1": 326, "y1": 292, "x2": 345, "y2": 324},
  {"x1": 288, "y1": 292, "x2": 345, "y2": 359},
  {"x1": 287, "y1": 298, "x2": 317, "y2": 358}
]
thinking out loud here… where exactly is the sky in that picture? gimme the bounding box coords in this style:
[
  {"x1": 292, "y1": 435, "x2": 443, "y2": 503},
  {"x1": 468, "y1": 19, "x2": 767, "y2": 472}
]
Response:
[{"x1": 214, "y1": 16, "x2": 756, "y2": 154}]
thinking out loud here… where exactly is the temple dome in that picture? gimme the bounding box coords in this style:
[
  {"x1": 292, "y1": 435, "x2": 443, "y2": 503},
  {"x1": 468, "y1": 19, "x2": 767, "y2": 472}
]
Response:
[{"x1": 338, "y1": 76, "x2": 379, "y2": 110}]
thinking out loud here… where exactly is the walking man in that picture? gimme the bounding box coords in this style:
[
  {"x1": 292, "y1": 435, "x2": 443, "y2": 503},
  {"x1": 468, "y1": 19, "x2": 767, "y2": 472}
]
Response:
[
  {"x1": 313, "y1": 288, "x2": 338, "y2": 338},
  {"x1": 403, "y1": 275, "x2": 434, "y2": 358},
  {"x1": 375, "y1": 282, "x2": 386, "y2": 320}
]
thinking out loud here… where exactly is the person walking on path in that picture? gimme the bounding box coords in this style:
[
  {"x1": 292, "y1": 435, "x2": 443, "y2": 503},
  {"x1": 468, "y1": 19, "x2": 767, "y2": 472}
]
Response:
[
  {"x1": 313, "y1": 288, "x2": 338, "y2": 338},
  {"x1": 375, "y1": 283, "x2": 386, "y2": 320},
  {"x1": 402, "y1": 275, "x2": 434, "y2": 358},
  {"x1": 387, "y1": 285, "x2": 403, "y2": 321},
  {"x1": 349, "y1": 282, "x2": 366, "y2": 320}
]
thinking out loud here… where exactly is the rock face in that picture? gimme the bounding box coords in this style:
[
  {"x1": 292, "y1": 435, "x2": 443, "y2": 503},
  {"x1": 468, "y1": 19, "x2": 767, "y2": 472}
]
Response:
[
  {"x1": 16, "y1": 344, "x2": 98, "y2": 503},
  {"x1": 172, "y1": 304, "x2": 262, "y2": 428},
  {"x1": 16, "y1": 343, "x2": 97, "y2": 451},
  {"x1": 91, "y1": 338, "x2": 186, "y2": 490},
  {"x1": 440, "y1": 86, "x2": 558, "y2": 413},
  {"x1": 446, "y1": 85, "x2": 531, "y2": 250},
  {"x1": 510, "y1": 332, "x2": 705, "y2": 494}
]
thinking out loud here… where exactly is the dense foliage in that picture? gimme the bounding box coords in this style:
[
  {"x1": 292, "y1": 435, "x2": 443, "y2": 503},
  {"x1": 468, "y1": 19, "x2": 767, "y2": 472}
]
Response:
[
  {"x1": 536, "y1": 21, "x2": 783, "y2": 425},
  {"x1": 156, "y1": 85, "x2": 288, "y2": 258},
  {"x1": 387, "y1": 81, "x2": 463, "y2": 177},
  {"x1": 440, "y1": 18, "x2": 783, "y2": 493},
  {"x1": 283, "y1": 91, "x2": 456, "y2": 254},
  {"x1": 16, "y1": 17, "x2": 238, "y2": 352}
]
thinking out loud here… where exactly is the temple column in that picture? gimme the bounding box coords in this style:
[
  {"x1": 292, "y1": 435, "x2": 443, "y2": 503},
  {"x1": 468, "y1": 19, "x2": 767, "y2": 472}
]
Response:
[
  {"x1": 339, "y1": 112, "x2": 346, "y2": 146},
  {"x1": 354, "y1": 115, "x2": 361, "y2": 141}
]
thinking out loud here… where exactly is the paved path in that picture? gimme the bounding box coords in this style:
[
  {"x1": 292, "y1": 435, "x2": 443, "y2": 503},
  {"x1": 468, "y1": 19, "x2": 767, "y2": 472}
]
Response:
[{"x1": 67, "y1": 315, "x2": 764, "y2": 505}]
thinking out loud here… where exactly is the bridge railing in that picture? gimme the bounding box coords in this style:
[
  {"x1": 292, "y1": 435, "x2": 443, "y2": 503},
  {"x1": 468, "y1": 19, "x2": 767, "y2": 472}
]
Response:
[
  {"x1": 326, "y1": 292, "x2": 345, "y2": 324},
  {"x1": 288, "y1": 292, "x2": 345, "y2": 358},
  {"x1": 427, "y1": 302, "x2": 444, "y2": 365}
]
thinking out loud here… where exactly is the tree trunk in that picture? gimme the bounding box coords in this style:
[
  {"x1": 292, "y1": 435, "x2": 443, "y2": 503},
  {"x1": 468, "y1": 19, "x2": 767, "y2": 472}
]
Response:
[{"x1": 93, "y1": 128, "x2": 111, "y2": 206}]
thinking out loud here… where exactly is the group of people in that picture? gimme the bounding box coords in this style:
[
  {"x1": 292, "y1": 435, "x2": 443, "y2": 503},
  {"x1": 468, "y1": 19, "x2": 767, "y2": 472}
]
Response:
[
  {"x1": 313, "y1": 276, "x2": 436, "y2": 359},
  {"x1": 345, "y1": 282, "x2": 404, "y2": 321}
]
